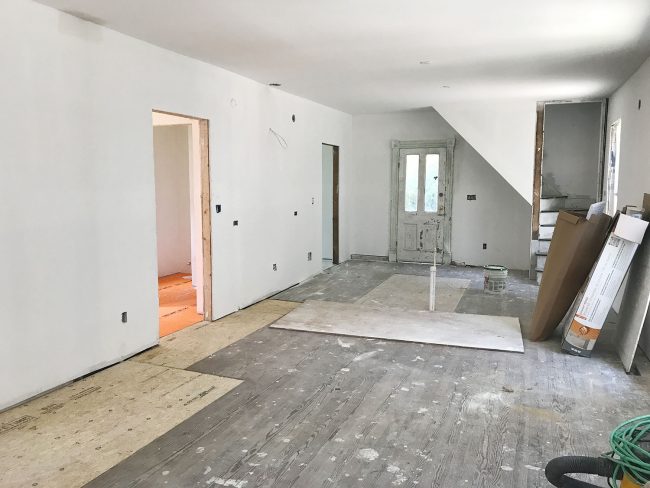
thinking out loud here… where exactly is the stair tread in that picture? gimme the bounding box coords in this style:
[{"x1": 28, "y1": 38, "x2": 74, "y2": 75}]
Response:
[
  {"x1": 536, "y1": 251, "x2": 548, "y2": 256},
  {"x1": 535, "y1": 267, "x2": 544, "y2": 272},
  {"x1": 539, "y1": 223, "x2": 556, "y2": 227}
]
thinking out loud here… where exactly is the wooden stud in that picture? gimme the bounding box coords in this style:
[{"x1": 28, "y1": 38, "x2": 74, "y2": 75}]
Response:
[
  {"x1": 531, "y1": 102, "x2": 544, "y2": 240},
  {"x1": 199, "y1": 119, "x2": 213, "y2": 321}
]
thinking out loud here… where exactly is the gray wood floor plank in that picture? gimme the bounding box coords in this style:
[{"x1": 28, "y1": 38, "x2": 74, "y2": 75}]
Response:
[{"x1": 83, "y1": 262, "x2": 650, "y2": 488}]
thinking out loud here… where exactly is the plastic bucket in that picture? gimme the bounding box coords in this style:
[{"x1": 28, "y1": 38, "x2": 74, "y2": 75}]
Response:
[{"x1": 483, "y1": 265, "x2": 508, "y2": 294}]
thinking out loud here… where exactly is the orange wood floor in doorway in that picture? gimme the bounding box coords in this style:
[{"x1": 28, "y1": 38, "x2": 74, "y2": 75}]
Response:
[{"x1": 158, "y1": 273, "x2": 203, "y2": 337}]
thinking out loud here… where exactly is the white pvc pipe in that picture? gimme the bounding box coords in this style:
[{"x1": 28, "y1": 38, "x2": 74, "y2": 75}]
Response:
[
  {"x1": 429, "y1": 249, "x2": 437, "y2": 312},
  {"x1": 429, "y1": 265, "x2": 436, "y2": 311},
  {"x1": 429, "y1": 249, "x2": 438, "y2": 311}
]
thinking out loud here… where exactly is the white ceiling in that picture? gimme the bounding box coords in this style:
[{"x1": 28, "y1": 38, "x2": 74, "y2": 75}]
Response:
[{"x1": 37, "y1": 0, "x2": 650, "y2": 114}]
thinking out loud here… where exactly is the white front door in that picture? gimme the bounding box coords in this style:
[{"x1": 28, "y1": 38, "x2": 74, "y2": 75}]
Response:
[{"x1": 396, "y1": 147, "x2": 448, "y2": 263}]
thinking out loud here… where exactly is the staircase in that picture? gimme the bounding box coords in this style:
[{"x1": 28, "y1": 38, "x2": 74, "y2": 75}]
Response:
[{"x1": 534, "y1": 196, "x2": 594, "y2": 284}]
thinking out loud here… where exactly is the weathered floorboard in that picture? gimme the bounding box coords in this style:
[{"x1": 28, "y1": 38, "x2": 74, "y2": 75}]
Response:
[{"x1": 84, "y1": 262, "x2": 650, "y2": 488}]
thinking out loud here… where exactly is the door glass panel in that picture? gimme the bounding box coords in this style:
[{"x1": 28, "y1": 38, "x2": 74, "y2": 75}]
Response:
[
  {"x1": 404, "y1": 154, "x2": 419, "y2": 212},
  {"x1": 424, "y1": 154, "x2": 439, "y2": 212}
]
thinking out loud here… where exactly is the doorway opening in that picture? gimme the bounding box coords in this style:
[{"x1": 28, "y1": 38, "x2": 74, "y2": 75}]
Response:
[
  {"x1": 389, "y1": 139, "x2": 455, "y2": 264},
  {"x1": 152, "y1": 111, "x2": 212, "y2": 337},
  {"x1": 529, "y1": 99, "x2": 607, "y2": 281},
  {"x1": 322, "y1": 144, "x2": 339, "y2": 269}
]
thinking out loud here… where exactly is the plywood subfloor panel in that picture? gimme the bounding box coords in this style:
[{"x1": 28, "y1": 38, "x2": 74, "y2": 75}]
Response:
[
  {"x1": 0, "y1": 361, "x2": 240, "y2": 488},
  {"x1": 271, "y1": 300, "x2": 524, "y2": 353},
  {"x1": 135, "y1": 299, "x2": 299, "y2": 369},
  {"x1": 272, "y1": 261, "x2": 433, "y2": 303},
  {"x1": 355, "y1": 274, "x2": 470, "y2": 312},
  {"x1": 158, "y1": 273, "x2": 203, "y2": 337}
]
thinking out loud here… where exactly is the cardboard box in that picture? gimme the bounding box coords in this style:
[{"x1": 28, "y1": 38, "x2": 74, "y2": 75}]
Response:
[
  {"x1": 561, "y1": 213, "x2": 650, "y2": 357},
  {"x1": 530, "y1": 210, "x2": 612, "y2": 341}
]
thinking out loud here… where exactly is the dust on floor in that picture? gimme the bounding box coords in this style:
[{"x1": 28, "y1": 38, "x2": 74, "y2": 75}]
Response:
[{"x1": 0, "y1": 299, "x2": 298, "y2": 488}]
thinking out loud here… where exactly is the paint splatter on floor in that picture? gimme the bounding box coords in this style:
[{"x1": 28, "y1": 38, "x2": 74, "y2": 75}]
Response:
[{"x1": 357, "y1": 448, "x2": 379, "y2": 462}]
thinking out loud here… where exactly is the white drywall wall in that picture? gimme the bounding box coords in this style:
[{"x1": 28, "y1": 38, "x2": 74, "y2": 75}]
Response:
[
  {"x1": 322, "y1": 144, "x2": 334, "y2": 260},
  {"x1": 434, "y1": 100, "x2": 537, "y2": 204},
  {"x1": 345, "y1": 108, "x2": 531, "y2": 270},
  {"x1": 153, "y1": 125, "x2": 192, "y2": 277},
  {"x1": 607, "y1": 55, "x2": 650, "y2": 327},
  {"x1": 0, "y1": 0, "x2": 349, "y2": 410},
  {"x1": 607, "y1": 56, "x2": 650, "y2": 212},
  {"x1": 542, "y1": 102, "x2": 602, "y2": 199}
]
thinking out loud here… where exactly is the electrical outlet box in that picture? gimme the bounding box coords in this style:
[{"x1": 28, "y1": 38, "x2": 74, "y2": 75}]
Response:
[
  {"x1": 467, "y1": 194, "x2": 477, "y2": 201},
  {"x1": 273, "y1": 264, "x2": 277, "y2": 271},
  {"x1": 233, "y1": 220, "x2": 239, "y2": 226},
  {"x1": 308, "y1": 252, "x2": 312, "y2": 261},
  {"x1": 483, "y1": 243, "x2": 487, "y2": 249},
  {"x1": 294, "y1": 211, "x2": 298, "y2": 216},
  {"x1": 121, "y1": 312, "x2": 128, "y2": 323}
]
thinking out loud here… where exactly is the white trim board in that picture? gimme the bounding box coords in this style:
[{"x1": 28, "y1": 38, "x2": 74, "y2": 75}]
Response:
[{"x1": 271, "y1": 300, "x2": 524, "y2": 353}]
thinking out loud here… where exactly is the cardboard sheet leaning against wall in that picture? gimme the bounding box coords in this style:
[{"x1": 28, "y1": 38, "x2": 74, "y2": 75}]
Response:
[
  {"x1": 530, "y1": 211, "x2": 612, "y2": 341},
  {"x1": 561, "y1": 213, "x2": 649, "y2": 357}
]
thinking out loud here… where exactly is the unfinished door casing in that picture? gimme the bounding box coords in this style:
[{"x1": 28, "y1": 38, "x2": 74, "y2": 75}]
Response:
[
  {"x1": 152, "y1": 110, "x2": 213, "y2": 322},
  {"x1": 390, "y1": 140, "x2": 454, "y2": 264}
]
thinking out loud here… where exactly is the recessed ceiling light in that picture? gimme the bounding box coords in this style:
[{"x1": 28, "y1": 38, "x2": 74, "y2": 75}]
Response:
[
  {"x1": 419, "y1": 60, "x2": 431, "y2": 65},
  {"x1": 269, "y1": 82, "x2": 282, "y2": 87}
]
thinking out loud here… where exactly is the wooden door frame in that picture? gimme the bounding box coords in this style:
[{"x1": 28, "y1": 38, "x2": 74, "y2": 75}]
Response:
[
  {"x1": 152, "y1": 109, "x2": 213, "y2": 321},
  {"x1": 530, "y1": 102, "x2": 545, "y2": 279},
  {"x1": 389, "y1": 139, "x2": 455, "y2": 264},
  {"x1": 323, "y1": 143, "x2": 340, "y2": 265},
  {"x1": 333, "y1": 145, "x2": 340, "y2": 265}
]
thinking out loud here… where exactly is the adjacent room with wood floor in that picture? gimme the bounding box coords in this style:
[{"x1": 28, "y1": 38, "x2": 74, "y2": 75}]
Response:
[{"x1": 3, "y1": 1, "x2": 650, "y2": 487}]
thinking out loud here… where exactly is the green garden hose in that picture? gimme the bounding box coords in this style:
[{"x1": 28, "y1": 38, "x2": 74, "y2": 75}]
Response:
[{"x1": 603, "y1": 415, "x2": 650, "y2": 487}]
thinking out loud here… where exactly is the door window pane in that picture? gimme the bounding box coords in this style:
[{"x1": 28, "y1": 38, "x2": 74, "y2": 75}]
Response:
[
  {"x1": 404, "y1": 154, "x2": 419, "y2": 211},
  {"x1": 424, "y1": 154, "x2": 439, "y2": 212}
]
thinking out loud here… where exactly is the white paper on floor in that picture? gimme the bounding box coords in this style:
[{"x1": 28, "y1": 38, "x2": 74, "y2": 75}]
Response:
[
  {"x1": 355, "y1": 274, "x2": 470, "y2": 312},
  {"x1": 271, "y1": 300, "x2": 524, "y2": 353}
]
